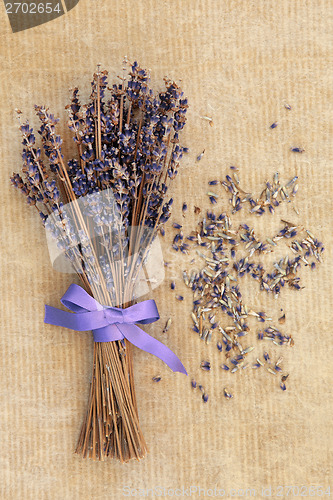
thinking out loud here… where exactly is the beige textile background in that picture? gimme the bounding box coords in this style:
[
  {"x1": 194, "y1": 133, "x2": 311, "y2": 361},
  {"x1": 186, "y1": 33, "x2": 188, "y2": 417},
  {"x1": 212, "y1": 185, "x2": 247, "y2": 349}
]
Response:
[{"x1": 0, "y1": 1, "x2": 332, "y2": 498}]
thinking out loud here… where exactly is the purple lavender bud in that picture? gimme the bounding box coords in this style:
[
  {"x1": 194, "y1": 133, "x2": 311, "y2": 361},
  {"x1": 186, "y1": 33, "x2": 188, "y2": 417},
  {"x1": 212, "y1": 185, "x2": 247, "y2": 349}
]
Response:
[
  {"x1": 200, "y1": 361, "x2": 211, "y2": 371},
  {"x1": 290, "y1": 147, "x2": 304, "y2": 153},
  {"x1": 202, "y1": 393, "x2": 209, "y2": 403}
]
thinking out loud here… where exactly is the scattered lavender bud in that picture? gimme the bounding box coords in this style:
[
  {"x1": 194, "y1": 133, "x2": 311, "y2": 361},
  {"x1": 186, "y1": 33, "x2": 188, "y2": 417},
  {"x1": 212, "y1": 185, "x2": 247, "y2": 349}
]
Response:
[
  {"x1": 263, "y1": 352, "x2": 270, "y2": 363},
  {"x1": 278, "y1": 313, "x2": 286, "y2": 324},
  {"x1": 223, "y1": 388, "x2": 233, "y2": 399},
  {"x1": 290, "y1": 147, "x2": 304, "y2": 153},
  {"x1": 200, "y1": 361, "x2": 211, "y2": 371},
  {"x1": 163, "y1": 318, "x2": 172, "y2": 333},
  {"x1": 196, "y1": 150, "x2": 205, "y2": 161}
]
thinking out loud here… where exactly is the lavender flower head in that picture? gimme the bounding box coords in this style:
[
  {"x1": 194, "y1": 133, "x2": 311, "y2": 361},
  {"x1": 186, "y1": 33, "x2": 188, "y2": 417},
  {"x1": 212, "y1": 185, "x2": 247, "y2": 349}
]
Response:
[{"x1": 11, "y1": 62, "x2": 188, "y2": 306}]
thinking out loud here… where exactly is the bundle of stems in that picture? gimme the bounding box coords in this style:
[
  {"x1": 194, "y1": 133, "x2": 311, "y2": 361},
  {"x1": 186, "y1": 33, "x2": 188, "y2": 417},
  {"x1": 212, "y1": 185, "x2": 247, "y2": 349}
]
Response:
[{"x1": 11, "y1": 61, "x2": 188, "y2": 461}]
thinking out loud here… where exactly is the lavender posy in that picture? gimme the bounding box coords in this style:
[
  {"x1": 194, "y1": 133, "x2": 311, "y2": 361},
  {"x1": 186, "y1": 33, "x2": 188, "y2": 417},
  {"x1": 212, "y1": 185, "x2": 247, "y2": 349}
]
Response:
[{"x1": 11, "y1": 62, "x2": 189, "y2": 462}]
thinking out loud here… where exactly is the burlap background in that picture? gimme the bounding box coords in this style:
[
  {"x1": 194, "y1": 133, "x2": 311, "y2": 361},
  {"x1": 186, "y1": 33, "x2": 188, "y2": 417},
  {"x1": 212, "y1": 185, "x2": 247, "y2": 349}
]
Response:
[{"x1": 0, "y1": 1, "x2": 332, "y2": 498}]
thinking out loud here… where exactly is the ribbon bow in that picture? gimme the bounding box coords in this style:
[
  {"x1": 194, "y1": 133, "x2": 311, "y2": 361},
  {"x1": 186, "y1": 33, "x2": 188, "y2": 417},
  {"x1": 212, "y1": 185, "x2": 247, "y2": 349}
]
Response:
[{"x1": 44, "y1": 284, "x2": 187, "y2": 375}]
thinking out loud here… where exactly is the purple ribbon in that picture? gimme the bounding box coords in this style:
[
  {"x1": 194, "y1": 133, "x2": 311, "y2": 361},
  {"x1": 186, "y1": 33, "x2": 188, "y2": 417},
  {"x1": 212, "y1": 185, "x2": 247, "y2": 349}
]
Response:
[{"x1": 44, "y1": 284, "x2": 187, "y2": 375}]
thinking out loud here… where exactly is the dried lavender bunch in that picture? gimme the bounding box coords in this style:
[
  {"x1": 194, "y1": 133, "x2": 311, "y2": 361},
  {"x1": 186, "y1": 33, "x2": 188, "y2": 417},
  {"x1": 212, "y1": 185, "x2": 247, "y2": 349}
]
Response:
[{"x1": 11, "y1": 62, "x2": 188, "y2": 461}]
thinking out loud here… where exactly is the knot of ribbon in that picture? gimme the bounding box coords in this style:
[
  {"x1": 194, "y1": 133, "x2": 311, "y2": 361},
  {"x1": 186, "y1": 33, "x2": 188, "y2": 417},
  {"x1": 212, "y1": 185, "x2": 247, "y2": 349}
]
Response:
[{"x1": 44, "y1": 284, "x2": 187, "y2": 375}]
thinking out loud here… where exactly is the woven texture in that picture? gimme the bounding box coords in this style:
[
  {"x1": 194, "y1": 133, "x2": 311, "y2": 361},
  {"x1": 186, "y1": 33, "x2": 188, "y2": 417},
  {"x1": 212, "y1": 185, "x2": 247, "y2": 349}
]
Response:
[{"x1": 0, "y1": 1, "x2": 332, "y2": 498}]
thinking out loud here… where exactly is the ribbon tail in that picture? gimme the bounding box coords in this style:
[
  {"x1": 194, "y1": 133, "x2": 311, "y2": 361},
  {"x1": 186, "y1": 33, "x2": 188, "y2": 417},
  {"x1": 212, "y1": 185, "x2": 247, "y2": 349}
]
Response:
[{"x1": 119, "y1": 324, "x2": 187, "y2": 375}]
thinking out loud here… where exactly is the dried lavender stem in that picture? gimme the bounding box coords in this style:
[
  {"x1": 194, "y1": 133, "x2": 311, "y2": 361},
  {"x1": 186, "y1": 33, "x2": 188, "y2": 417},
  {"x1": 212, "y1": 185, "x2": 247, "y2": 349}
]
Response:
[{"x1": 96, "y1": 69, "x2": 102, "y2": 159}]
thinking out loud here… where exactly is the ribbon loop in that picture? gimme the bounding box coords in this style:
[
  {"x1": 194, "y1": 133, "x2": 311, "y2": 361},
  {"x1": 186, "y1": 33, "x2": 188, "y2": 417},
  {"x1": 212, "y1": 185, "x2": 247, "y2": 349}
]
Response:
[{"x1": 44, "y1": 284, "x2": 187, "y2": 375}]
